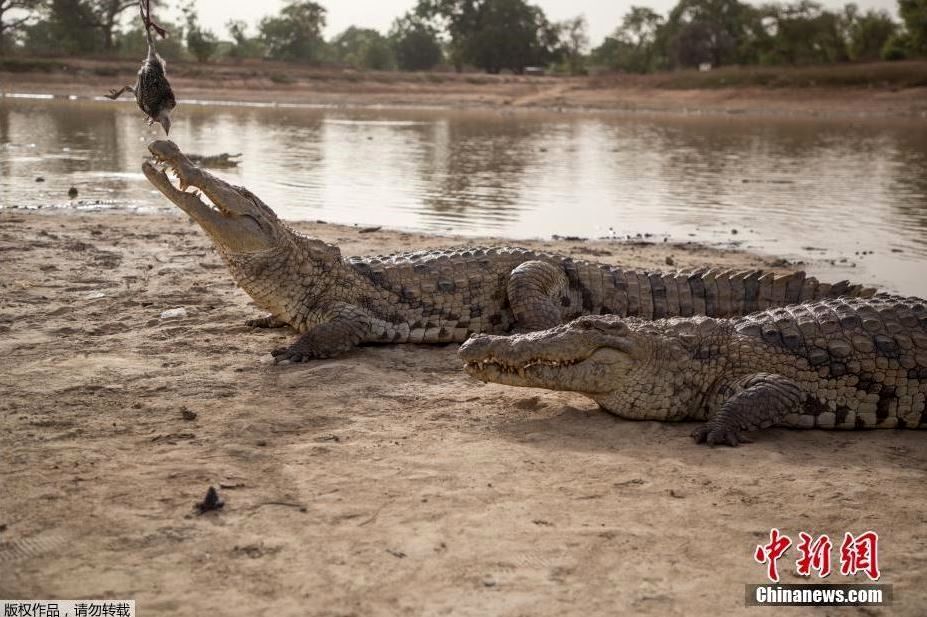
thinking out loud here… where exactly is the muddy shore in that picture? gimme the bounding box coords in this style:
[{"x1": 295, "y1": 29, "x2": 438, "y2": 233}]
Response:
[
  {"x1": 3, "y1": 57, "x2": 927, "y2": 118},
  {"x1": 0, "y1": 208, "x2": 923, "y2": 615}
]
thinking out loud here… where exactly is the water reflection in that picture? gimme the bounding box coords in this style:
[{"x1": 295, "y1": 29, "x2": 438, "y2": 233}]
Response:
[
  {"x1": 1, "y1": 97, "x2": 926, "y2": 296},
  {"x1": 417, "y1": 114, "x2": 544, "y2": 228},
  {"x1": 889, "y1": 144, "x2": 927, "y2": 246}
]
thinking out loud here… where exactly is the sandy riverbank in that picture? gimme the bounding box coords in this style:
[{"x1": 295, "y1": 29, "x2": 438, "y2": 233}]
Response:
[
  {"x1": 3, "y1": 57, "x2": 927, "y2": 118},
  {"x1": 0, "y1": 208, "x2": 923, "y2": 615}
]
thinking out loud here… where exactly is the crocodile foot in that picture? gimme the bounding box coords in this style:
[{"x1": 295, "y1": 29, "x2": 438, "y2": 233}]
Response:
[
  {"x1": 271, "y1": 345, "x2": 331, "y2": 363},
  {"x1": 247, "y1": 315, "x2": 288, "y2": 329},
  {"x1": 270, "y1": 336, "x2": 346, "y2": 362},
  {"x1": 270, "y1": 316, "x2": 365, "y2": 363},
  {"x1": 691, "y1": 425, "x2": 754, "y2": 447}
]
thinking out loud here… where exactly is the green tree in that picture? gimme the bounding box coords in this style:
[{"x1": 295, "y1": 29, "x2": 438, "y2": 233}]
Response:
[
  {"x1": 365, "y1": 37, "x2": 395, "y2": 70},
  {"x1": 416, "y1": 0, "x2": 479, "y2": 71},
  {"x1": 898, "y1": 0, "x2": 927, "y2": 56},
  {"x1": 759, "y1": 1, "x2": 849, "y2": 65},
  {"x1": 846, "y1": 6, "x2": 897, "y2": 60},
  {"x1": 467, "y1": 0, "x2": 556, "y2": 72},
  {"x1": 557, "y1": 15, "x2": 588, "y2": 74},
  {"x1": 0, "y1": 0, "x2": 42, "y2": 52},
  {"x1": 592, "y1": 6, "x2": 665, "y2": 73},
  {"x1": 23, "y1": 0, "x2": 101, "y2": 55},
  {"x1": 183, "y1": 1, "x2": 217, "y2": 62},
  {"x1": 115, "y1": 18, "x2": 184, "y2": 60},
  {"x1": 663, "y1": 0, "x2": 754, "y2": 68},
  {"x1": 389, "y1": 13, "x2": 443, "y2": 71},
  {"x1": 331, "y1": 26, "x2": 394, "y2": 70},
  {"x1": 24, "y1": 0, "x2": 168, "y2": 54},
  {"x1": 881, "y1": 32, "x2": 909, "y2": 59},
  {"x1": 89, "y1": 0, "x2": 140, "y2": 51},
  {"x1": 259, "y1": 0, "x2": 326, "y2": 63},
  {"x1": 417, "y1": 0, "x2": 558, "y2": 73},
  {"x1": 225, "y1": 19, "x2": 264, "y2": 59}
]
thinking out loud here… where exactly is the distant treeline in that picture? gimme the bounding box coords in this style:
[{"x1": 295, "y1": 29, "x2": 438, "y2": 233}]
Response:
[{"x1": 0, "y1": 0, "x2": 925, "y2": 74}]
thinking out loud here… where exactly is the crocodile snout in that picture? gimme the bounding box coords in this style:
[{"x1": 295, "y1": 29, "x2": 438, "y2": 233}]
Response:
[{"x1": 458, "y1": 333, "x2": 493, "y2": 362}]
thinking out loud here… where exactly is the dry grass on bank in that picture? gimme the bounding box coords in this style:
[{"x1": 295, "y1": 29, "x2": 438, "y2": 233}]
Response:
[
  {"x1": 3, "y1": 56, "x2": 927, "y2": 118},
  {"x1": 3, "y1": 55, "x2": 927, "y2": 91}
]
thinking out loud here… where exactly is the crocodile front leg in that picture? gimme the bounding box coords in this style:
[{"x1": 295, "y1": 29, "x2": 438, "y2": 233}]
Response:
[
  {"x1": 271, "y1": 304, "x2": 372, "y2": 362},
  {"x1": 507, "y1": 260, "x2": 570, "y2": 331},
  {"x1": 692, "y1": 373, "x2": 803, "y2": 447}
]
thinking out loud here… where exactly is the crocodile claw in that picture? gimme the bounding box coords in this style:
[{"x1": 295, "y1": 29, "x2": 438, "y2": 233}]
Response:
[
  {"x1": 691, "y1": 425, "x2": 754, "y2": 447},
  {"x1": 271, "y1": 345, "x2": 332, "y2": 363},
  {"x1": 271, "y1": 346, "x2": 306, "y2": 363}
]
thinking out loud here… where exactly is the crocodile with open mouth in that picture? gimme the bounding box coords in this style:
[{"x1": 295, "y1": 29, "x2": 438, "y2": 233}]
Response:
[
  {"x1": 459, "y1": 296, "x2": 927, "y2": 445},
  {"x1": 142, "y1": 139, "x2": 878, "y2": 362}
]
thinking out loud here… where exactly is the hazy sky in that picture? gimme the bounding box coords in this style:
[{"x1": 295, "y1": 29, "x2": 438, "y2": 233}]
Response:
[{"x1": 179, "y1": 0, "x2": 900, "y2": 47}]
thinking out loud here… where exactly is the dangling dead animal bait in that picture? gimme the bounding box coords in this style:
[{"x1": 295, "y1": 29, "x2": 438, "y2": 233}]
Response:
[{"x1": 105, "y1": 0, "x2": 176, "y2": 135}]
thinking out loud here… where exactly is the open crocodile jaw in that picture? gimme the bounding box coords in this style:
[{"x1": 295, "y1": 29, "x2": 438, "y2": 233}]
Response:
[
  {"x1": 141, "y1": 141, "x2": 217, "y2": 224},
  {"x1": 142, "y1": 140, "x2": 274, "y2": 255}
]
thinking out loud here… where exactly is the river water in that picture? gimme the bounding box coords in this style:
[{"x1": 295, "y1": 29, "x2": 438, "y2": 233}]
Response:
[{"x1": 2, "y1": 95, "x2": 925, "y2": 296}]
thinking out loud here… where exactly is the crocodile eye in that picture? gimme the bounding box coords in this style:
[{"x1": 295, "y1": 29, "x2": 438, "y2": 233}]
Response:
[
  {"x1": 595, "y1": 320, "x2": 629, "y2": 335},
  {"x1": 575, "y1": 316, "x2": 628, "y2": 334}
]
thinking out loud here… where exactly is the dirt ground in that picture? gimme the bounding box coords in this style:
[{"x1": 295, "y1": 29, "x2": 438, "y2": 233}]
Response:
[
  {"x1": 3, "y1": 57, "x2": 927, "y2": 119},
  {"x1": 0, "y1": 208, "x2": 923, "y2": 615}
]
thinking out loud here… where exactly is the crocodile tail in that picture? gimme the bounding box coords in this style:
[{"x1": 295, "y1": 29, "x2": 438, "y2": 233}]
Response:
[{"x1": 622, "y1": 268, "x2": 878, "y2": 319}]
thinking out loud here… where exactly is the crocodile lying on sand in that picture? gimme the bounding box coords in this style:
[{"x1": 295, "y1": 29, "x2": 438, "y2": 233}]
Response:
[
  {"x1": 460, "y1": 296, "x2": 927, "y2": 445},
  {"x1": 142, "y1": 139, "x2": 877, "y2": 362}
]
